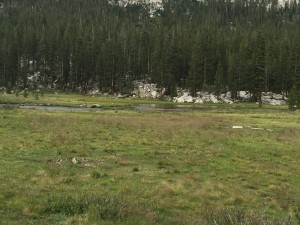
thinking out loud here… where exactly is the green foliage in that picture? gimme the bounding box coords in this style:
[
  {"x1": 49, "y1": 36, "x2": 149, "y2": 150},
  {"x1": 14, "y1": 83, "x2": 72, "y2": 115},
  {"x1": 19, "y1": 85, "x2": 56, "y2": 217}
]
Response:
[
  {"x1": 34, "y1": 90, "x2": 40, "y2": 100},
  {"x1": 0, "y1": 0, "x2": 300, "y2": 96},
  {"x1": 214, "y1": 63, "x2": 224, "y2": 95},
  {"x1": 23, "y1": 90, "x2": 29, "y2": 98},
  {"x1": 288, "y1": 85, "x2": 299, "y2": 111},
  {"x1": 296, "y1": 206, "x2": 300, "y2": 225},
  {"x1": 6, "y1": 81, "x2": 12, "y2": 94}
]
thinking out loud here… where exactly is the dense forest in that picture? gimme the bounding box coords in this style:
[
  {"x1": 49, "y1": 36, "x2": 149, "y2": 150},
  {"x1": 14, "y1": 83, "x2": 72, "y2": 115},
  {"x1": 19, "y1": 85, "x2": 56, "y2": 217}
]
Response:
[{"x1": 1, "y1": 0, "x2": 300, "y2": 100}]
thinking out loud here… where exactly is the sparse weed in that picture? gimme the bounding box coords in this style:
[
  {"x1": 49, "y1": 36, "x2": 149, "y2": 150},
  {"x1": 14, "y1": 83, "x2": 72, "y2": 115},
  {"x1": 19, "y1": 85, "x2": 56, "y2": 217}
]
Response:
[{"x1": 91, "y1": 171, "x2": 109, "y2": 179}]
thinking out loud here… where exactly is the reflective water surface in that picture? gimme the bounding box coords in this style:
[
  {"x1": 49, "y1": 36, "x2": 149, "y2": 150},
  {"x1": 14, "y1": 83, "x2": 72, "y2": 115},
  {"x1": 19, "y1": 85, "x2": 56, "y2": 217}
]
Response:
[{"x1": 0, "y1": 104, "x2": 217, "y2": 112}]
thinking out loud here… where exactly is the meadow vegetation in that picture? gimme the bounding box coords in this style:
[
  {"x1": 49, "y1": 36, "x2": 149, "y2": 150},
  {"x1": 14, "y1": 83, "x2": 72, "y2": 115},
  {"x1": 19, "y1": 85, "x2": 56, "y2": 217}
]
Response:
[
  {"x1": 0, "y1": 91, "x2": 288, "y2": 110},
  {"x1": 0, "y1": 91, "x2": 169, "y2": 107},
  {"x1": 0, "y1": 94, "x2": 299, "y2": 224}
]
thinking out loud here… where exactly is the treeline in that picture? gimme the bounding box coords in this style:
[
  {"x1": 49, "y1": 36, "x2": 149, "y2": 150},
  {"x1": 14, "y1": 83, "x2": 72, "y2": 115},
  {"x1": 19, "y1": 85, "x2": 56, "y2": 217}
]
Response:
[{"x1": 1, "y1": 0, "x2": 300, "y2": 100}]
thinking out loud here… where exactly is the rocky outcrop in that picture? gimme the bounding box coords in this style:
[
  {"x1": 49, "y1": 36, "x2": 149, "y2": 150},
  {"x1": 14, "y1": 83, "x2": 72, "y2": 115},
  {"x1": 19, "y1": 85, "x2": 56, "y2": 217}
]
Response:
[
  {"x1": 261, "y1": 92, "x2": 286, "y2": 105},
  {"x1": 172, "y1": 89, "x2": 287, "y2": 105},
  {"x1": 109, "y1": 0, "x2": 163, "y2": 17},
  {"x1": 173, "y1": 92, "x2": 193, "y2": 103},
  {"x1": 0, "y1": 87, "x2": 6, "y2": 93},
  {"x1": 6, "y1": 77, "x2": 287, "y2": 106},
  {"x1": 220, "y1": 93, "x2": 233, "y2": 104},
  {"x1": 131, "y1": 81, "x2": 288, "y2": 105},
  {"x1": 173, "y1": 91, "x2": 233, "y2": 104},
  {"x1": 132, "y1": 81, "x2": 165, "y2": 99},
  {"x1": 238, "y1": 91, "x2": 251, "y2": 100}
]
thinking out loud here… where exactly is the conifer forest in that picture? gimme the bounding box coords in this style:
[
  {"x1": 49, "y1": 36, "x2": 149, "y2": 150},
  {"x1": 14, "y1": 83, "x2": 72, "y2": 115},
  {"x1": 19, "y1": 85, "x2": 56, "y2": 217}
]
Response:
[{"x1": 1, "y1": 0, "x2": 300, "y2": 100}]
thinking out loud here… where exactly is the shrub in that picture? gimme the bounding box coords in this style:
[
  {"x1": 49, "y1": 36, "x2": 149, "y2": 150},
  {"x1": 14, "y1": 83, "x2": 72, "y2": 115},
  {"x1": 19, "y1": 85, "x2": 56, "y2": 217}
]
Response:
[
  {"x1": 91, "y1": 171, "x2": 109, "y2": 179},
  {"x1": 23, "y1": 90, "x2": 29, "y2": 98}
]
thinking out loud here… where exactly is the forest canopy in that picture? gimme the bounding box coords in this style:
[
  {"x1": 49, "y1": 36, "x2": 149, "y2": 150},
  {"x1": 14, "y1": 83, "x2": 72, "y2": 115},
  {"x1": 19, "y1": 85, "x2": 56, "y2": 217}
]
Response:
[{"x1": 1, "y1": 0, "x2": 300, "y2": 99}]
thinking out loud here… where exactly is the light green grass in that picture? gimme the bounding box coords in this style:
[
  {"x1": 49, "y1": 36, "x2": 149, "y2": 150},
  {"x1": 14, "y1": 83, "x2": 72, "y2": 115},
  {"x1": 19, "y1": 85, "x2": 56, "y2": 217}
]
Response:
[
  {"x1": 0, "y1": 92, "x2": 175, "y2": 107},
  {"x1": 0, "y1": 106, "x2": 299, "y2": 224},
  {"x1": 0, "y1": 92, "x2": 288, "y2": 110}
]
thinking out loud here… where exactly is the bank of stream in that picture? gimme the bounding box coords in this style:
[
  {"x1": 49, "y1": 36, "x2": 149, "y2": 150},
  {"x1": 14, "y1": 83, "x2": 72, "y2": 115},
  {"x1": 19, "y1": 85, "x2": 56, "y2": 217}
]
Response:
[
  {"x1": 0, "y1": 103, "x2": 219, "y2": 112},
  {"x1": 0, "y1": 103, "x2": 287, "y2": 112}
]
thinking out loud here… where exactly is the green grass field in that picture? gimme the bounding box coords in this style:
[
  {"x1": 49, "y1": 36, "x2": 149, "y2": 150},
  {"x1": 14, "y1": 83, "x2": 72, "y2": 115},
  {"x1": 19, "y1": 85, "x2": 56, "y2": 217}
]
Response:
[
  {"x1": 0, "y1": 92, "x2": 173, "y2": 107},
  {"x1": 0, "y1": 91, "x2": 288, "y2": 110},
  {"x1": 0, "y1": 93, "x2": 300, "y2": 224}
]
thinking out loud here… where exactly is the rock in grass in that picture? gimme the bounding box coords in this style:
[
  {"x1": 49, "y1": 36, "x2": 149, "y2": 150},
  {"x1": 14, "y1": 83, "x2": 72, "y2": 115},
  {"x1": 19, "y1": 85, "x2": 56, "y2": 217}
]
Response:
[
  {"x1": 151, "y1": 91, "x2": 158, "y2": 98},
  {"x1": 91, "y1": 104, "x2": 101, "y2": 108},
  {"x1": 209, "y1": 94, "x2": 219, "y2": 103},
  {"x1": 176, "y1": 96, "x2": 185, "y2": 103},
  {"x1": 84, "y1": 163, "x2": 95, "y2": 168},
  {"x1": 232, "y1": 126, "x2": 243, "y2": 129},
  {"x1": 186, "y1": 95, "x2": 194, "y2": 103},
  {"x1": 194, "y1": 97, "x2": 204, "y2": 104},
  {"x1": 71, "y1": 157, "x2": 78, "y2": 164}
]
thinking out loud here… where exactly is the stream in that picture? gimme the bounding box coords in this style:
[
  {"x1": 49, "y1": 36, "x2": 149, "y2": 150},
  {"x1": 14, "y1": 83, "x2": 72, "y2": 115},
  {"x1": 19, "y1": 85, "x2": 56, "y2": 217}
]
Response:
[{"x1": 0, "y1": 103, "x2": 217, "y2": 112}]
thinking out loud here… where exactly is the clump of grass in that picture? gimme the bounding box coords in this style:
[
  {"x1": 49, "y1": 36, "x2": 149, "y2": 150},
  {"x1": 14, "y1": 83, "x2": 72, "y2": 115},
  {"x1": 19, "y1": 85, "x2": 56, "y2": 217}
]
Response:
[
  {"x1": 42, "y1": 194, "x2": 129, "y2": 220},
  {"x1": 132, "y1": 167, "x2": 139, "y2": 172},
  {"x1": 34, "y1": 92, "x2": 39, "y2": 100},
  {"x1": 43, "y1": 195, "x2": 88, "y2": 216},
  {"x1": 91, "y1": 171, "x2": 109, "y2": 179},
  {"x1": 104, "y1": 149, "x2": 116, "y2": 154},
  {"x1": 157, "y1": 161, "x2": 165, "y2": 169},
  {"x1": 296, "y1": 206, "x2": 300, "y2": 224},
  {"x1": 198, "y1": 206, "x2": 293, "y2": 225},
  {"x1": 173, "y1": 169, "x2": 180, "y2": 174},
  {"x1": 157, "y1": 161, "x2": 172, "y2": 169},
  {"x1": 88, "y1": 195, "x2": 129, "y2": 220},
  {"x1": 23, "y1": 90, "x2": 29, "y2": 98}
]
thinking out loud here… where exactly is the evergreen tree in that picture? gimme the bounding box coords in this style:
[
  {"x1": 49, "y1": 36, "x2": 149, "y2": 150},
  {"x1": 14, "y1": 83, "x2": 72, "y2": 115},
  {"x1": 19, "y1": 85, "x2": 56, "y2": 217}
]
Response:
[
  {"x1": 288, "y1": 85, "x2": 299, "y2": 110},
  {"x1": 0, "y1": 0, "x2": 299, "y2": 99}
]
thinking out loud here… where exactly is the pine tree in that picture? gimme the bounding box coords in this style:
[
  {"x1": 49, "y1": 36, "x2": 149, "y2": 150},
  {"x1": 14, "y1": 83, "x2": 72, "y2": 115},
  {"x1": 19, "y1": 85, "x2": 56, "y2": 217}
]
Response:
[
  {"x1": 288, "y1": 85, "x2": 298, "y2": 111},
  {"x1": 215, "y1": 62, "x2": 224, "y2": 96},
  {"x1": 253, "y1": 31, "x2": 266, "y2": 104}
]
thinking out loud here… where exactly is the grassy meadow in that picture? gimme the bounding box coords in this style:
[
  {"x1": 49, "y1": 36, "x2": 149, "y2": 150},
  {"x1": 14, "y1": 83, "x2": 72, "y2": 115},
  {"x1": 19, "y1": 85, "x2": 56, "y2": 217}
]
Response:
[
  {"x1": 0, "y1": 91, "x2": 173, "y2": 107},
  {"x1": 0, "y1": 93, "x2": 300, "y2": 224}
]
